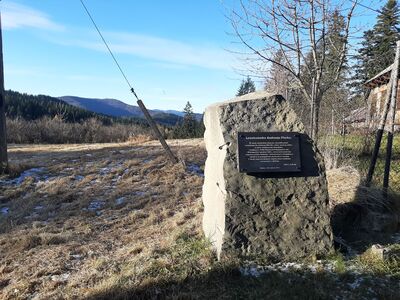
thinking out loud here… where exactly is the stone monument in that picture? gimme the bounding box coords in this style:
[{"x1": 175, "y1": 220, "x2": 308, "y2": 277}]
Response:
[{"x1": 202, "y1": 91, "x2": 333, "y2": 261}]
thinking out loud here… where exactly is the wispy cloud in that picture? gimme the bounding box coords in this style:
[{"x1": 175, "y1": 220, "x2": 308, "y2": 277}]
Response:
[
  {"x1": 2, "y1": 2, "x2": 64, "y2": 31},
  {"x1": 2, "y1": 2, "x2": 238, "y2": 71},
  {"x1": 104, "y1": 32, "x2": 235, "y2": 70},
  {"x1": 48, "y1": 30, "x2": 238, "y2": 71}
]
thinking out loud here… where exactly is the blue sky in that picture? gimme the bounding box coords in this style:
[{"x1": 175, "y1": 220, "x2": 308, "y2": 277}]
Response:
[{"x1": 1, "y1": 0, "x2": 382, "y2": 112}]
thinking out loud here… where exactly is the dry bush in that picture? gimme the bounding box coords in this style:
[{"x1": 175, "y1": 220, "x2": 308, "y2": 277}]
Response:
[
  {"x1": 127, "y1": 134, "x2": 153, "y2": 144},
  {"x1": 6, "y1": 117, "x2": 152, "y2": 144}
]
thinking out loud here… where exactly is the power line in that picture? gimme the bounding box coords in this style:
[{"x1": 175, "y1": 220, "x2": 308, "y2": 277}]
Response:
[
  {"x1": 349, "y1": 0, "x2": 391, "y2": 19},
  {"x1": 78, "y1": 0, "x2": 179, "y2": 164},
  {"x1": 78, "y1": 0, "x2": 140, "y2": 101}
]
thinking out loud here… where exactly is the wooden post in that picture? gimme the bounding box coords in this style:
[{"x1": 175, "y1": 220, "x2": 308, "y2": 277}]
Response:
[
  {"x1": 366, "y1": 42, "x2": 400, "y2": 186},
  {"x1": 0, "y1": 13, "x2": 8, "y2": 173},
  {"x1": 383, "y1": 41, "x2": 400, "y2": 191},
  {"x1": 309, "y1": 78, "x2": 315, "y2": 140},
  {"x1": 136, "y1": 99, "x2": 179, "y2": 164}
]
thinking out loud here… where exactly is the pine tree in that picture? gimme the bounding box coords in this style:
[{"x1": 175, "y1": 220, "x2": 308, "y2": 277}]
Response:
[
  {"x1": 373, "y1": 0, "x2": 400, "y2": 71},
  {"x1": 171, "y1": 101, "x2": 201, "y2": 138},
  {"x1": 236, "y1": 76, "x2": 256, "y2": 96},
  {"x1": 355, "y1": 0, "x2": 400, "y2": 87},
  {"x1": 182, "y1": 101, "x2": 196, "y2": 137},
  {"x1": 353, "y1": 30, "x2": 376, "y2": 92}
]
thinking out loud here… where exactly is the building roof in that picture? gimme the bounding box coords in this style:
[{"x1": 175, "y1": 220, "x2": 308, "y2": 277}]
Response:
[
  {"x1": 364, "y1": 64, "x2": 393, "y2": 88},
  {"x1": 344, "y1": 106, "x2": 367, "y2": 123}
]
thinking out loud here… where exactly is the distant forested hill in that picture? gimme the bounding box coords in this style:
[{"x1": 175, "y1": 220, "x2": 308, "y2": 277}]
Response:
[
  {"x1": 4, "y1": 90, "x2": 179, "y2": 126},
  {"x1": 59, "y1": 96, "x2": 190, "y2": 125}
]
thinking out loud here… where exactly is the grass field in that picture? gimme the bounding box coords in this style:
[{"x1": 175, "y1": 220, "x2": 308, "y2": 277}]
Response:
[{"x1": 0, "y1": 139, "x2": 399, "y2": 299}]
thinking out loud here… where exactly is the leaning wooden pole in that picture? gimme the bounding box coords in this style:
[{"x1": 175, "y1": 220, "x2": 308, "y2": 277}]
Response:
[
  {"x1": 383, "y1": 41, "x2": 400, "y2": 191},
  {"x1": 366, "y1": 42, "x2": 400, "y2": 186},
  {"x1": 133, "y1": 91, "x2": 178, "y2": 164},
  {"x1": 78, "y1": 0, "x2": 179, "y2": 165},
  {"x1": 0, "y1": 12, "x2": 8, "y2": 173}
]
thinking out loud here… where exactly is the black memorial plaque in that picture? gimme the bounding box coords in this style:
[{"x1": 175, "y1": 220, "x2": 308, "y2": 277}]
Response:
[{"x1": 237, "y1": 132, "x2": 301, "y2": 173}]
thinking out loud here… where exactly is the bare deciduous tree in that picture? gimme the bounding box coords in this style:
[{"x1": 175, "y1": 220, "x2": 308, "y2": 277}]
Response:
[{"x1": 229, "y1": 0, "x2": 358, "y2": 139}]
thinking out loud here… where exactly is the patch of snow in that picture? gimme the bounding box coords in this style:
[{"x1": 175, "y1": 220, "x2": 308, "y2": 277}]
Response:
[
  {"x1": 34, "y1": 205, "x2": 44, "y2": 211},
  {"x1": 112, "y1": 175, "x2": 122, "y2": 183},
  {"x1": 51, "y1": 273, "x2": 70, "y2": 282},
  {"x1": 87, "y1": 200, "x2": 105, "y2": 211},
  {"x1": 85, "y1": 154, "x2": 92, "y2": 157},
  {"x1": 263, "y1": 262, "x2": 304, "y2": 273},
  {"x1": 134, "y1": 191, "x2": 147, "y2": 197},
  {"x1": 74, "y1": 175, "x2": 84, "y2": 181},
  {"x1": 24, "y1": 212, "x2": 39, "y2": 219},
  {"x1": 186, "y1": 164, "x2": 204, "y2": 177},
  {"x1": 240, "y1": 266, "x2": 263, "y2": 277},
  {"x1": 348, "y1": 277, "x2": 364, "y2": 289},
  {"x1": 1, "y1": 207, "x2": 9, "y2": 215},
  {"x1": 115, "y1": 161, "x2": 124, "y2": 167},
  {"x1": 0, "y1": 167, "x2": 46, "y2": 186},
  {"x1": 116, "y1": 197, "x2": 125, "y2": 205},
  {"x1": 308, "y1": 265, "x2": 317, "y2": 273},
  {"x1": 240, "y1": 261, "x2": 339, "y2": 277},
  {"x1": 63, "y1": 168, "x2": 74, "y2": 171},
  {"x1": 99, "y1": 167, "x2": 111, "y2": 175}
]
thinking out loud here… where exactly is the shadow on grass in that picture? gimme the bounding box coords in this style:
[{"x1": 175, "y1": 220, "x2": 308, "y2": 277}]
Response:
[
  {"x1": 84, "y1": 264, "x2": 399, "y2": 300},
  {"x1": 331, "y1": 186, "x2": 400, "y2": 253}
]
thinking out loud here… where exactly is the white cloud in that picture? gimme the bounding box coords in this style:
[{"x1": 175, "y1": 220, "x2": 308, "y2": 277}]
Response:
[
  {"x1": 49, "y1": 30, "x2": 238, "y2": 71},
  {"x1": 104, "y1": 32, "x2": 236, "y2": 70},
  {"x1": 2, "y1": 2, "x2": 64, "y2": 31},
  {"x1": 2, "y1": 2, "x2": 239, "y2": 71}
]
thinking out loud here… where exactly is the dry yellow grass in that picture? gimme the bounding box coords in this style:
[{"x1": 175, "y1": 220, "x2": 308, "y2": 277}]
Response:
[
  {"x1": 0, "y1": 140, "x2": 207, "y2": 299},
  {"x1": 0, "y1": 139, "x2": 398, "y2": 299},
  {"x1": 326, "y1": 166, "x2": 361, "y2": 206}
]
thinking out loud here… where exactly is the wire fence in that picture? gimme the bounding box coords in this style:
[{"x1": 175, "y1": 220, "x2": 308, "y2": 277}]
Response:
[{"x1": 318, "y1": 131, "x2": 400, "y2": 193}]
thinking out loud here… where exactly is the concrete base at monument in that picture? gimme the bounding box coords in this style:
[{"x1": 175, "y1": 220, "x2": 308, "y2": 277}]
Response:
[{"x1": 202, "y1": 91, "x2": 333, "y2": 261}]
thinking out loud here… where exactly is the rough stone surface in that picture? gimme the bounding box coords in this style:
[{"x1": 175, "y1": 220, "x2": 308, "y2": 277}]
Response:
[{"x1": 202, "y1": 91, "x2": 333, "y2": 261}]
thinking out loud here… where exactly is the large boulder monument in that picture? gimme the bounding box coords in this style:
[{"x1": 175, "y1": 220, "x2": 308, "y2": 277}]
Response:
[{"x1": 202, "y1": 91, "x2": 333, "y2": 261}]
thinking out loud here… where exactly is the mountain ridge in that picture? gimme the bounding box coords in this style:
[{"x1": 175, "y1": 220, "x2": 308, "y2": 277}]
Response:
[{"x1": 59, "y1": 96, "x2": 203, "y2": 122}]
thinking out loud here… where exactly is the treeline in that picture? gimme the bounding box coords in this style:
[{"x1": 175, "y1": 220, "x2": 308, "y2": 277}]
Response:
[
  {"x1": 5, "y1": 90, "x2": 147, "y2": 126},
  {"x1": 4, "y1": 90, "x2": 204, "y2": 143},
  {"x1": 4, "y1": 90, "x2": 153, "y2": 143},
  {"x1": 6, "y1": 117, "x2": 149, "y2": 144}
]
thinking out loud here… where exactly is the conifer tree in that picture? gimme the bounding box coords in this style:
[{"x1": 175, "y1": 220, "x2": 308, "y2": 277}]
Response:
[
  {"x1": 355, "y1": 0, "x2": 400, "y2": 88},
  {"x1": 373, "y1": 0, "x2": 400, "y2": 71},
  {"x1": 236, "y1": 76, "x2": 256, "y2": 96},
  {"x1": 182, "y1": 101, "x2": 196, "y2": 137},
  {"x1": 353, "y1": 30, "x2": 376, "y2": 92},
  {"x1": 171, "y1": 101, "x2": 203, "y2": 138}
]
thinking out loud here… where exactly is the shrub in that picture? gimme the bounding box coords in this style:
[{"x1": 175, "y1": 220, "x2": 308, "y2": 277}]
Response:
[{"x1": 6, "y1": 117, "x2": 152, "y2": 144}]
